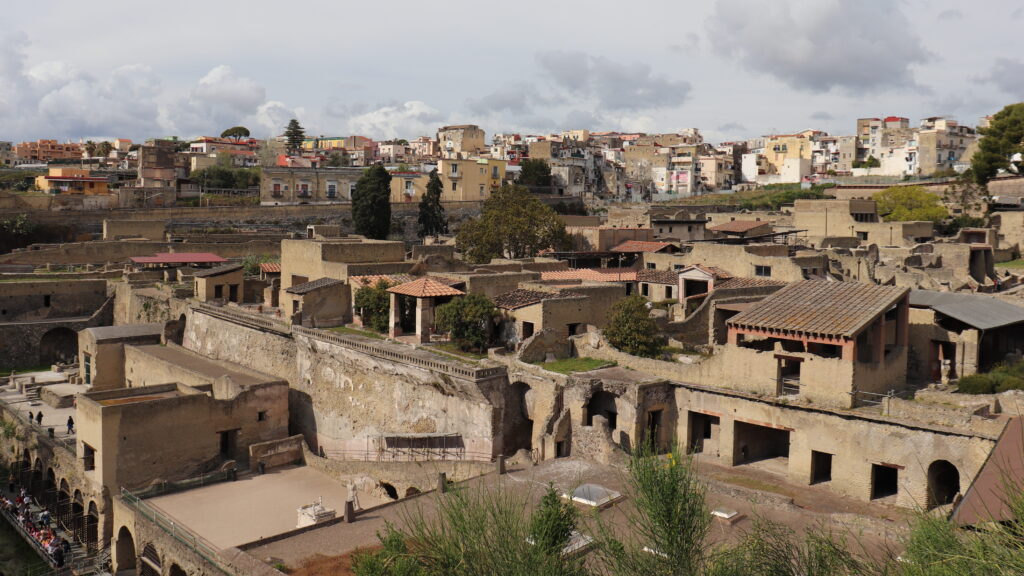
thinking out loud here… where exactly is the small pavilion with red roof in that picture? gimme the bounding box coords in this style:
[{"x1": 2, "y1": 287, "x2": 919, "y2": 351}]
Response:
[{"x1": 386, "y1": 277, "x2": 465, "y2": 342}]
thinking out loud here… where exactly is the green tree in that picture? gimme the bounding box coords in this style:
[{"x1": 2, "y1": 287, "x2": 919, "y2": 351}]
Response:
[
  {"x1": 604, "y1": 295, "x2": 662, "y2": 358},
  {"x1": 95, "y1": 141, "x2": 114, "y2": 157},
  {"x1": 853, "y1": 155, "x2": 880, "y2": 169},
  {"x1": 873, "y1": 185, "x2": 949, "y2": 222},
  {"x1": 417, "y1": 169, "x2": 448, "y2": 238},
  {"x1": 435, "y1": 293, "x2": 495, "y2": 352},
  {"x1": 528, "y1": 484, "x2": 578, "y2": 556},
  {"x1": 191, "y1": 166, "x2": 260, "y2": 189},
  {"x1": 973, "y1": 102, "x2": 1024, "y2": 186},
  {"x1": 83, "y1": 140, "x2": 97, "y2": 157},
  {"x1": 325, "y1": 150, "x2": 351, "y2": 167},
  {"x1": 240, "y1": 254, "x2": 275, "y2": 276},
  {"x1": 519, "y1": 158, "x2": 552, "y2": 188},
  {"x1": 455, "y1": 185, "x2": 569, "y2": 264},
  {"x1": 354, "y1": 279, "x2": 393, "y2": 333},
  {"x1": 284, "y1": 118, "x2": 306, "y2": 155},
  {"x1": 353, "y1": 165, "x2": 393, "y2": 240},
  {"x1": 220, "y1": 126, "x2": 251, "y2": 141}
]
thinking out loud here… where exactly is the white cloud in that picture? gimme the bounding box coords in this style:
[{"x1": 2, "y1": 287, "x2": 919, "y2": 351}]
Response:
[
  {"x1": 343, "y1": 101, "x2": 445, "y2": 139},
  {"x1": 708, "y1": 0, "x2": 931, "y2": 93},
  {"x1": 536, "y1": 51, "x2": 692, "y2": 110}
]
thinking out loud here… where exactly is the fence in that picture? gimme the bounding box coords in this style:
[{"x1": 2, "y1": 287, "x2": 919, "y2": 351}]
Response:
[
  {"x1": 320, "y1": 447, "x2": 495, "y2": 463},
  {"x1": 129, "y1": 469, "x2": 234, "y2": 500},
  {"x1": 194, "y1": 303, "x2": 291, "y2": 335},
  {"x1": 120, "y1": 488, "x2": 231, "y2": 576},
  {"x1": 855, "y1": 388, "x2": 915, "y2": 407}
]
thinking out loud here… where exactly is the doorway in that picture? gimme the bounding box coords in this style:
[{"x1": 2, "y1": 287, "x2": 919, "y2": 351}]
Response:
[
  {"x1": 810, "y1": 450, "x2": 833, "y2": 484},
  {"x1": 219, "y1": 429, "x2": 238, "y2": 460}
]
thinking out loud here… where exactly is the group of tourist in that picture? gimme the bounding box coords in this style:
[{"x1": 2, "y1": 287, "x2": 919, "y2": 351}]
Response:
[{"x1": 1, "y1": 485, "x2": 72, "y2": 567}]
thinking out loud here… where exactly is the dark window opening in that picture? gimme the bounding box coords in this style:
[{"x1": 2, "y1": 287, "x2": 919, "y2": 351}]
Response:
[
  {"x1": 871, "y1": 464, "x2": 899, "y2": 499},
  {"x1": 754, "y1": 265, "x2": 772, "y2": 277},
  {"x1": 43, "y1": 295, "x2": 51, "y2": 307},
  {"x1": 811, "y1": 451, "x2": 833, "y2": 484},
  {"x1": 83, "y1": 444, "x2": 96, "y2": 471},
  {"x1": 522, "y1": 321, "x2": 535, "y2": 339},
  {"x1": 219, "y1": 429, "x2": 238, "y2": 460},
  {"x1": 257, "y1": 411, "x2": 267, "y2": 422},
  {"x1": 381, "y1": 482, "x2": 399, "y2": 500},
  {"x1": 586, "y1": 390, "x2": 619, "y2": 430}
]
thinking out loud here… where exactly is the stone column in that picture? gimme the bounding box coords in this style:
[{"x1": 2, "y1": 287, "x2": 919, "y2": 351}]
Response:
[
  {"x1": 388, "y1": 293, "x2": 401, "y2": 338},
  {"x1": 416, "y1": 297, "x2": 434, "y2": 344}
]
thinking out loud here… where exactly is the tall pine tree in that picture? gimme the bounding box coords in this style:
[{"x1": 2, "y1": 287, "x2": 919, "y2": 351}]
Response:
[
  {"x1": 284, "y1": 119, "x2": 305, "y2": 155},
  {"x1": 353, "y1": 165, "x2": 392, "y2": 240},
  {"x1": 417, "y1": 169, "x2": 448, "y2": 238}
]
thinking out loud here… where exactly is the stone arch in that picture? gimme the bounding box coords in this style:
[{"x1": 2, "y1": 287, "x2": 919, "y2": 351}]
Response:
[
  {"x1": 45, "y1": 467, "x2": 57, "y2": 510},
  {"x1": 39, "y1": 326, "x2": 77, "y2": 365},
  {"x1": 380, "y1": 482, "x2": 399, "y2": 500},
  {"x1": 167, "y1": 313, "x2": 187, "y2": 346},
  {"x1": 30, "y1": 458, "x2": 43, "y2": 499},
  {"x1": 115, "y1": 526, "x2": 137, "y2": 572},
  {"x1": 505, "y1": 381, "x2": 534, "y2": 454},
  {"x1": 405, "y1": 487, "x2": 421, "y2": 498},
  {"x1": 18, "y1": 449, "x2": 31, "y2": 486},
  {"x1": 140, "y1": 543, "x2": 161, "y2": 576},
  {"x1": 169, "y1": 563, "x2": 187, "y2": 576},
  {"x1": 927, "y1": 460, "x2": 960, "y2": 509},
  {"x1": 86, "y1": 500, "x2": 100, "y2": 551},
  {"x1": 71, "y1": 490, "x2": 84, "y2": 545},
  {"x1": 58, "y1": 479, "x2": 71, "y2": 531}
]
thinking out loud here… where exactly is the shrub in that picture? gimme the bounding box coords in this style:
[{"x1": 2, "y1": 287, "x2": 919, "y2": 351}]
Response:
[
  {"x1": 354, "y1": 280, "x2": 392, "y2": 333},
  {"x1": 957, "y1": 374, "x2": 996, "y2": 394},
  {"x1": 435, "y1": 294, "x2": 496, "y2": 352}
]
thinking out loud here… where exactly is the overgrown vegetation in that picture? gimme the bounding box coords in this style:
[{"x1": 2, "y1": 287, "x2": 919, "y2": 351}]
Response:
[
  {"x1": 538, "y1": 357, "x2": 614, "y2": 374},
  {"x1": 518, "y1": 158, "x2": 552, "y2": 189},
  {"x1": 604, "y1": 295, "x2": 663, "y2": 358},
  {"x1": 354, "y1": 280, "x2": 393, "y2": 333},
  {"x1": 240, "y1": 254, "x2": 276, "y2": 276},
  {"x1": 874, "y1": 185, "x2": 949, "y2": 223},
  {"x1": 956, "y1": 359, "x2": 1024, "y2": 394},
  {"x1": 435, "y1": 294, "x2": 496, "y2": 352},
  {"x1": 328, "y1": 325, "x2": 385, "y2": 340},
  {"x1": 737, "y1": 183, "x2": 836, "y2": 211},
  {"x1": 191, "y1": 163, "x2": 260, "y2": 189}
]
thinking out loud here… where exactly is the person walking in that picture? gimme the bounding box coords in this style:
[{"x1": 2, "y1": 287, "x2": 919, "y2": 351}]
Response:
[
  {"x1": 35, "y1": 412, "x2": 42, "y2": 425},
  {"x1": 66, "y1": 416, "x2": 74, "y2": 436}
]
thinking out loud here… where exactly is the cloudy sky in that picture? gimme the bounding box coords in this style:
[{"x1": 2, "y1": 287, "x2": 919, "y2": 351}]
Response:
[{"x1": 1, "y1": 0, "x2": 1022, "y2": 144}]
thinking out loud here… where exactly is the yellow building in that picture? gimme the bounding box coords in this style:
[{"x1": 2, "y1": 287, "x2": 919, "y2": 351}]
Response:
[
  {"x1": 35, "y1": 168, "x2": 110, "y2": 195},
  {"x1": 762, "y1": 134, "x2": 813, "y2": 174},
  {"x1": 390, "y1": 158, "x2": 507, "y2": 203}
]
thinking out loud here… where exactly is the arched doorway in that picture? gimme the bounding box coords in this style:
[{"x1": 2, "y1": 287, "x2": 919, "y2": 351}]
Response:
[
  {"x1": 86, "y1": 501, "x2": 99, "y2": 552},
  {"x1": 44, "y1": 468, "x2": 57, "y2": 511},
  {"x1": 505, "y1": 381, "x2": 534, "y2": 454},
  {"x1": 168, "y1": 313, "x2": 187, "y2": 346},
  {"x1": 169, "y1": 564, "x2": 187, "y2": 576},
  {"x1": 115, "y1": 526, "x2": 137, "y2": 572},
  {"x1": 586, "y1": 390, "x2": 619, "y2": 430},
  {"x1": 58, "y1": 480, "x2": 72, "y2": 532},
  {"x1": 30, "y1": 458, "x2": 43, "y2": 501},
  {"x1": 927, "y1": 460, "x2": 960, "y2": 509},
  {"x1": 18, "y1": 449, "x2": 31, "y2": 487},
  {"x1": 140, "y1": 543, "x2": 161, "y2": 576},
  {"x1": 71, "y1": 490, "x2": 84, "y2": 545},
  {"x1": 39, "y1": 327, "x2": 77, "y2": 365}
]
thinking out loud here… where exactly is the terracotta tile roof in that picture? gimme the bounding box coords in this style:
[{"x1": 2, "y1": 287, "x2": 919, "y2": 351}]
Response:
[
  {"x1": 681, "y1": 264, "x2": 732, "y2": 279},
  {"x1": 258, "y1": 262, "x2": 281, "y2": 274},
  {"x1": 387, "y1": 277, "x2": 465, "y2": 298},
  {"x1": 637, "y1": 269, "x2": 679, "y2": 285},
  {"x1": 493, "y1": 289, "x2": 553, "y2": 310},
  {"x1": 715, "y1": 277, "x2": 788, "y2": 290},
  {"x1": 286, "y1": 277, "x2": 345, "y2": 295},
  {"x1": 952, "y1": 417, "x2": 1024, "y2": 526},
  {"x1": 610, "y1": 240, "x2": 677, "y2": 253},
  {"x1": 708, "y1": 220, "x2": 772, "y2": 234},
  {"x1": 192, "y1": 263, "x2": 243, "y2": 278},
  {"x1": 540, "y1": 268, "x2": 638, "y2": 282},
  {"x1": 349, "y1": 274, "x2": 414, "y2": 289},
  {"x1": 727, "y1": 280, "x2": 908, "y2": 339}
]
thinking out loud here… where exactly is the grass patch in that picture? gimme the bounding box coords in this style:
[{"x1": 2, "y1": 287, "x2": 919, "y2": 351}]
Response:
[
  {"x1": 0, "y1": 365, "x2": 52, "y2": 376},
  {"x1": 997, "y1": 259, "x2": 1024, "y2": 269},
  {"x1": 428, "y1": 342, "x2": 487, "y2": 360},
  {"x1": 537, "y1": 357, "x2": 615, "y2": 374},
  {"x1": 327, "y1": 325, "x2": 384, "y2": 340}
]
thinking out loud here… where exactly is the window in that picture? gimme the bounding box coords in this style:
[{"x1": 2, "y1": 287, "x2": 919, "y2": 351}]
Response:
[
  {"x1": 404, "y1": 180, "x2": 413, "y2": 192},
  {"x1": 754, "y1": 265, "x2": 772, "y2": 277},
  {"x1": 479, "y1": 185, "x2": 485, "y2": 197},
  {"x1": 450, "y1": 163, "x2": 459, "y2": 176},
  {"x1": 856, "y1": 231, "x2": 868, "y2": 241},
  {"x1": 214, "y1": 285, "x2": 223, "y2": 299},
  {"x1": 43, "y1": 295, "x2": 51, "y2": 307},
  {"x1": 257, "y1": 411, "x2": 268, "y2": 422},
  {"x1": 451, "y1": 182, "x2": 457, "y2": 191},
  {"x1": 327, "y1": 182, "x2": 337, "y2": 198},
  {"x1": 673, "y1": 264, "x2": 683, "y2": 270},
  {"x1": 641, "y1": 283, "x2": 649, "y2": 297},
  {"x1": 83, "y1": 443, "x2": 96, "y2": 470},
  {"x1": 492, "y1": 166, "x2": 499, "y2": 178},
  {"x1": 646, "y1": 263, "x2": 656, "y2": 270},
  {"x1": 665, "y1": 286, "x2": 674, "y2": 299},
  {"x1": 271, "y1": 182, "x2": 282, "y2": 197}
]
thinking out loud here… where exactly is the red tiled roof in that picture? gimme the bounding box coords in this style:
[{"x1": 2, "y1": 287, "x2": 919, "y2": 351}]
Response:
[
  {"x1": 493, "y1": 289, "x2": 553, "y2": 310},
  {"x1": 540, "y1": 268, "x2": 638, "y2": 282},
  {"x1": 952, "y1": 417, "x2": 1024, "y2": 526},
  {"x1": 259, "y1": 262, "x2": 281, "y2": 273},
  {"x1": 610, "y1": 240, "x2": 677, "y2": 253},
  {"x1": 708, "y1": 220, "x2": 772, "y2": 234},
  {"x1": 715, "y1": 277, "x2": 788, "y2": 290},
  {"x1": 387, "y1": 277, "x2": 465, "y2": 298},
  {"x1": 637, "y1": 269, "x2": 679, "y2": 285},
  {"x1": 682, "y1": 264, "x2": 732, "y2": 279},
  {"x1": 130, "y1": 253, "x2": 227, "y2": 264}
]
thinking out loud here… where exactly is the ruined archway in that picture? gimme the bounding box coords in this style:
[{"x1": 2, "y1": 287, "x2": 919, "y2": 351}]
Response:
[
  {"x1": 58, "y1": 479, "x2": 71, "y2": 530},
  {"x1": 504, "y1": 381, "x2": 534, "y2": 455},
  {"x1": 39, "y1": 326, "x2": 77, "y2": 366},
  {"x1": 86, "y1": 500, "x2": 99, "y2": 552},
  {"x1": 927, "y1": 460, "x2": 960, "y2": 509},
  {"x1": 140, "y1": 543, "x2": 161, "y2": 576},
  {"x1": 115, "y1": 526, "x2": 137, "y2": 572},
  {"x1": 30, "y1": 458, "x2": 43, "y2": 500},
  {"x1": 169, "y1": 564, "x2": 187, "y2": 576},
  {"x1": 380, "y1": 482, "x2": 398, "y2": 500},
  {"x1": 44, "y1": 467, "x2": 56, "y2": 510},
  {"x1": 586, "y1": 390, "x2": 619, "y2": 430},
  {"x1": 71, "y1": 490, "x2": 84, "y2": 545}
]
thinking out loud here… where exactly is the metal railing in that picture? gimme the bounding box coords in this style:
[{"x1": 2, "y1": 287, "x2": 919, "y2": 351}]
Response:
[
  {"x1": 321, "y1": 447, "x2": 495, "y2": 463},
  {"x1": 121, "y1": 488, "x2": 231, "y2": 575},
  {"x1": 855, "y1": 388, "x2": 914, "y2": 406},
  {"x1": 129, "y1": 469, "x2": 233, "y2": 500},
  {"x1": 779, "y1": 376, "x2": 801, "y2": 396},
  {"x1": 194, "y1": 303, "x2": 291, "y2": 335}
]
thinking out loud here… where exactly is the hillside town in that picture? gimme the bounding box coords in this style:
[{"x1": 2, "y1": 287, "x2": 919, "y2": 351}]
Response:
[{"x1": 5, "y1": 1, "x2": 1024, "y2": 574}]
